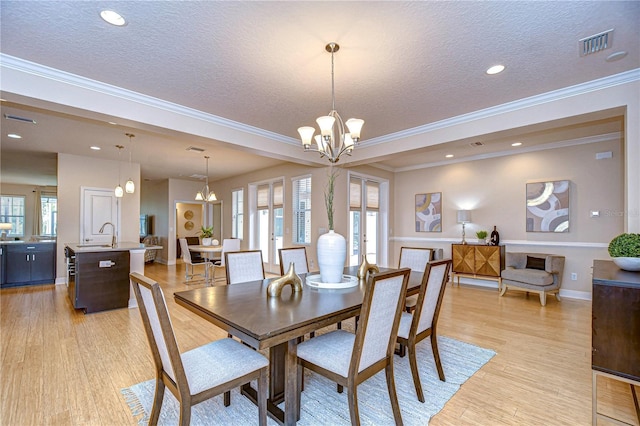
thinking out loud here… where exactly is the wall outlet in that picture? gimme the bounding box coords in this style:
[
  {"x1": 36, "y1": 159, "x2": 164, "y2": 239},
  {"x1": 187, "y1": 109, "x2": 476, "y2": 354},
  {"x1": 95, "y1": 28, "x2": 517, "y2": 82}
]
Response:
[{"x1": 571, "y1": 272, "x2": 577, "y2": 281}]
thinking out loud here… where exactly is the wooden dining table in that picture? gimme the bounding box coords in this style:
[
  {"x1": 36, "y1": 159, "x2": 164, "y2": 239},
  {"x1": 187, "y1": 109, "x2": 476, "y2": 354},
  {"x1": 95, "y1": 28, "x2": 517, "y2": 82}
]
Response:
[{"x1": 174, "y1": 265, "x2": 423, "y2": 425}]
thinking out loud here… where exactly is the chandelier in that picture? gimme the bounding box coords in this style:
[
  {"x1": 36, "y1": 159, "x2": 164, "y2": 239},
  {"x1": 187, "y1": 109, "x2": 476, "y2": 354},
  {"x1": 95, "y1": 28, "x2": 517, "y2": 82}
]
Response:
[
  {"x1": 195, "y1": 155, "x2": 217, "y2": 202},
  {"x1": 297, "y1": 42, "x2": 364, "y2": 163}
]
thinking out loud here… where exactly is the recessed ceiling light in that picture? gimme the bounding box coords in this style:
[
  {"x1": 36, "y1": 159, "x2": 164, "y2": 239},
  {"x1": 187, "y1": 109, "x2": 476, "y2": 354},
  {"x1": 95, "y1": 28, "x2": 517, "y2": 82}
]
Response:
[
  {"x1": 606, "y1": 51, "x2": 628, "y2": 62},
  {"x1": 107, "y1": 121, "x2": 117, "y2": 125},
  {"x1": 511, "y1": 142, "x2": 522, "y2": 147},
  {"x1": 486, "y1": 65, "x2": 505, "y2": 75},
  {"x1": 100, "y1": 10, "x2": 127, "y2": 26},
  {"x1": 8, "y1": 133, "x2": 22, "y2": 139},
  {"x1": 445, "y1": 154, "x2": 454, "y2": 158},
  {"x1": 90, "y1": 146, "x2": 101, "y2": 150}
]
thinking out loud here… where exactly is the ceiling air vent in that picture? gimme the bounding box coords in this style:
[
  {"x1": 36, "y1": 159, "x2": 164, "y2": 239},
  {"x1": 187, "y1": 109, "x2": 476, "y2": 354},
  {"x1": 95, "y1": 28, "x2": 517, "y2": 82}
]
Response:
[
  {"x1": 4, "y1": 114, "x2": 36, "y2": 124},
  {"x1": 469, "y1": 141, "x2": 484, "y2": 147},
  {"x1": 579, "y1": 29, "x2": 613, "y2": 57},
  {"x1": 186, "y1": 146, "x2": 205, "y2": 152}
]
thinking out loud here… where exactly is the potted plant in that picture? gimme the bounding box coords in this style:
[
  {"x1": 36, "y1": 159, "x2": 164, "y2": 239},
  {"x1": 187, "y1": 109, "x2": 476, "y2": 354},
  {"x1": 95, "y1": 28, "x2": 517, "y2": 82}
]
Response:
[
  {"x1": 199, "y1": 225, "x2": 214, "y2": 246},
  {"x1": 317, "y1": 168, "x2": 347, "y2": 284},
  {"x1": 608, "y1": 233, "x2": 640, "y2": 271},
  {"x1": 476, "y1": 230, "x2": 488, "y2": 244}
]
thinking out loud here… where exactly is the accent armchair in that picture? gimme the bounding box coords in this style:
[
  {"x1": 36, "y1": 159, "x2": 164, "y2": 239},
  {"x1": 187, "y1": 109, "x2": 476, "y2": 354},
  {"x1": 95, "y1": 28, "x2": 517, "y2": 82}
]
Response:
[{"x1": 500, "y1": 252, "x2": 565, "y2": 306}]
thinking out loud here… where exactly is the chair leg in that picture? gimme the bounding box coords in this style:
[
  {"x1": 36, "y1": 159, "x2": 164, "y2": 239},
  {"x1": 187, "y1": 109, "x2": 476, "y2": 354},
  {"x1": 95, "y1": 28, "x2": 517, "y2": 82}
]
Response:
[
  {"x1": 385, "y1": 361, "x2": 404, "y2": 426},
  {"x1": 337, "y1": 384, "x2": 343, "y2": 393},
  {"x1": 397, "y1": 342, "x2": 407, "y2": 358},
  {"x1": 257, "y1": 368, "x2": 268, "y2": 426},
  {"x1": 407, "y1": 341, "x2": 424, "y2": 403},
  {"x1": 555, "y1": 292, "x2": 562, "y2": 302},
  {"x1": 431, "y1": 333, "x2": 445, "y2": 382},
  {"x1": 539, "y1": 291, "x2": 547, "y2": 306},
  {"x1": 224, "y1": 390, "x2": 230, "y2": 407},
  {"x1": 178, "y1": 401, "x2": 191, "y2": 426},
  {"x1": 347, "y1": 385, "x2": 361, "y2": 426},
  {"x1": 500, "y1": 284, "x2": 507, "y2": 296},
  {"x1": 149, "y1": 379, "x2": 165, "y2": 426}
]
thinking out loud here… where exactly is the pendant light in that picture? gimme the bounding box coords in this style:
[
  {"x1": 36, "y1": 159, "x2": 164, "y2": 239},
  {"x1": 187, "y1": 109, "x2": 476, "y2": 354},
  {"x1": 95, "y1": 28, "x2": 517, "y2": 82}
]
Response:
[
  {"x1": 195, "y1": 156, "x2": 217, "y2": 202},
  {"x1": 125, "y1": 133, "x2": 135, "y2": 194},
  {"x1": 115, "y1": 145, "x2": 124, "y2": 198}
]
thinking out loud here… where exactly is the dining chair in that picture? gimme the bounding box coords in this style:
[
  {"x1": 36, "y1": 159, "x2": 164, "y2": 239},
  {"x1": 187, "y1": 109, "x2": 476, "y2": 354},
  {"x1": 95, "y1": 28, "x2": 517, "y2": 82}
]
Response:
[
  {"x1": 225, "y1": 250, "x2": 265, "y2": 285},
  {"x1": 396, "y1": 259, "x2": 452, "y2": 403},
  {"x1": 296, "y1": 268, "x2": 410, "y2": 425},
  {"x1": 212, "y1": 238, "x2": 241, "y2": 282},
  {"x1": 129, "y1": 272, "x2": 268, "y2": 426},
  {"x1": 179, "y1": 238, "x2": 213, "y2": 283},
  {"x1": 278, "y1": 247, "x2": 309, "y2": 275},
  {"x1": 399, "y1": 246, "x2": 434, "y2": 312}
]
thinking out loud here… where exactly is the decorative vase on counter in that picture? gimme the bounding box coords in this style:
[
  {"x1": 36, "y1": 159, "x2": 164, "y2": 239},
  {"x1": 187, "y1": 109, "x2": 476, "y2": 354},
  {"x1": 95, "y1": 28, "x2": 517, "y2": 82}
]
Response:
[
  {"x1": 202, "y1": 237, "x2": 212, "y2": 246},
  {"x1": 317, "y1": 230, "x2": 347, "y2": 283}
]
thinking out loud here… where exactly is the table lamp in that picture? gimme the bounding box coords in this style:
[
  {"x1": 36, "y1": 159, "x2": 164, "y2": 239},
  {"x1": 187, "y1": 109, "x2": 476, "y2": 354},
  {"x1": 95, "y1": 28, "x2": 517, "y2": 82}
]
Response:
[
  {"x1": 0, "y1": 223, "x2": 12, "y2": 240},
  {"x1": 456, "y1": 210, "x2": 472, "y2": 244}
]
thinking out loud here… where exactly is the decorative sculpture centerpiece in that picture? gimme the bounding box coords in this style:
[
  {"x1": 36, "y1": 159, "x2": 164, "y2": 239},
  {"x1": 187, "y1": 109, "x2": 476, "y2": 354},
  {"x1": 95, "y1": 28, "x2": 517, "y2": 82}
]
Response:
[
  {"x1": 267, "y1": 262, "x2": 303, "y2": 297},
  {"x1": 317, "y1": 168, "x2": 347, "y2": 283},
  {"x1": 357, "y1": 254, "x2": 379, "y2": 282}
]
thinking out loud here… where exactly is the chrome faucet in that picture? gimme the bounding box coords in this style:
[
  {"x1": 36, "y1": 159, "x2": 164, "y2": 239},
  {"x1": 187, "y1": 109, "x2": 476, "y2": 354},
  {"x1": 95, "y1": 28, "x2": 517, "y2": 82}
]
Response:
[{"x1": 99, "y1": 222, "x2": 117, "y2": 248}]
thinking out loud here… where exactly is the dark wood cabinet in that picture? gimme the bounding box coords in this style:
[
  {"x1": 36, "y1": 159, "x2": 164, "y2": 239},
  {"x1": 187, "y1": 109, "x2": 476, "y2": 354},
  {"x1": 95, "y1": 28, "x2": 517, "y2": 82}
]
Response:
[
  {"x1": 592, "y1": 260, "x2": 640, "y2": 381},
  {"x1": 591, "y1": 259, "x2": 640, "y2": 424},
  {"x1": 451, "y1": 244, "x2": 504, "y2": 286},
  {"x1": 2, "y1": 242, "x2": 56, "y2": 287},
  {"x1": 68, "y1": 249, "x2": 130, "y2": 313}
]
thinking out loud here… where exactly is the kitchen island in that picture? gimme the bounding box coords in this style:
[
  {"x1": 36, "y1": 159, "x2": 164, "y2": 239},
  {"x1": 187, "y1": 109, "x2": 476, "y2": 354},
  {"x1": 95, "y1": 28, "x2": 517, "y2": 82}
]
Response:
[{"x1": 65, "y1": 242, "x2": 161, "y2": 313}]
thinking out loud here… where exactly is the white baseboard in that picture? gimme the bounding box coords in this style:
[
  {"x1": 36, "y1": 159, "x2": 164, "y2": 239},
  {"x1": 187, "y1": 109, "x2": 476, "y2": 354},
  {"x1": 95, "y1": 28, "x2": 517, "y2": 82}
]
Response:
[{"x1": 454, "y1": 276, "x2": 592, "y2": 301}]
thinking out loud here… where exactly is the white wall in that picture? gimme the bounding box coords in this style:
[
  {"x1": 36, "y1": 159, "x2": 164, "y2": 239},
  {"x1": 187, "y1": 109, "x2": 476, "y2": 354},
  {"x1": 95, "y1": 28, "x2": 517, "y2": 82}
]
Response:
[
  {"x1": 140, "y1": 179, "x2": 169, "y2": 263},
  {"x1": 57, "y1": 153, "x2": 140, "y2": 281}
]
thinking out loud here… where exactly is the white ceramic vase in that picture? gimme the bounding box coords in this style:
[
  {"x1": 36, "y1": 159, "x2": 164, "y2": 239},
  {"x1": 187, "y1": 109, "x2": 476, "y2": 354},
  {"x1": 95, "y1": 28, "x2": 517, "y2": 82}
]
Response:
[
  {"x1": 317, "y1": 230, "x2": 347, "y2": 283},
  {"x1": 612, "y1": 257, "x2": 640, "y2": 272},
  {"x1": 202, "y1": 237, "x2": 212, "y2": 246}
]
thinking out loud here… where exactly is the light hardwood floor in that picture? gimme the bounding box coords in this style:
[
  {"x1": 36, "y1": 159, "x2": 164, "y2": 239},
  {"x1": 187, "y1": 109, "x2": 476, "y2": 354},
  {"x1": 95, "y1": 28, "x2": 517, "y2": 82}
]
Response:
[{"x1": 1, "y1": 262, "x2": 637, "y2": 425}]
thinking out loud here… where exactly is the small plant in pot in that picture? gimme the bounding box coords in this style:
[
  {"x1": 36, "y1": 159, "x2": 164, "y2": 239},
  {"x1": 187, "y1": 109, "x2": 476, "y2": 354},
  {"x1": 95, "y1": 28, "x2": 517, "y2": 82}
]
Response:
[
  {"x1": 476, "y1": 230, "x2": 488, "y2": 244},
  {"x1": 608, "y1": 233, "x2": 640, "y2": 271},
  {"x1": 199, "y1": 225, "x2": 214, "y2": 246}
]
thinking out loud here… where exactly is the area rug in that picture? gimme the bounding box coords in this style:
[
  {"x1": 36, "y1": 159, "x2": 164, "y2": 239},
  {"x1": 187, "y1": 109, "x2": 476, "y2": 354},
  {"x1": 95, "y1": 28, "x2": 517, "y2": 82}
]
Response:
[{"x1": 122, "y1": 336, "x2": 495, "y2": 425}]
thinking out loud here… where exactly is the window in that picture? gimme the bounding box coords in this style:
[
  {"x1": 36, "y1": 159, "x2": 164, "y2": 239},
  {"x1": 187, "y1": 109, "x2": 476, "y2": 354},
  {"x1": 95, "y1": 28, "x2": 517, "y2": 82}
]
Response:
[
  {"x1": 0, "y1": 195, "x2": 26, "y2": 237},
  {"x1": 231, "y1": 188, "x2": 244, "y2": 239},
  {"x1": 292, "y1": 176, "x2": 311, "y2": 244},
  {"x1": 40, "y1": 194, "x2": 57, "y2": 236}
]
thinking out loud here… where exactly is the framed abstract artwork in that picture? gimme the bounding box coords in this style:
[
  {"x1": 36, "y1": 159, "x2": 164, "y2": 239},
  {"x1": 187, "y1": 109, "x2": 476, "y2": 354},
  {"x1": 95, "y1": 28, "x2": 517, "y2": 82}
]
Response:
[
  {"x1": 526, "y1": 180, "x2": 570, "y2": 232},
  {"x1": 415, "y1": 192, "x2": 442, "y2": 232}
]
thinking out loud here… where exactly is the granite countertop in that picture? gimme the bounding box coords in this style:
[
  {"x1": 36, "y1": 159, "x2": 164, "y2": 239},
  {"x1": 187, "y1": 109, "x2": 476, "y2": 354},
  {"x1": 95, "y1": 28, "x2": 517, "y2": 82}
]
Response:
[{"x1": 65, "y1": 242, "x2": 162, "y2": 252}]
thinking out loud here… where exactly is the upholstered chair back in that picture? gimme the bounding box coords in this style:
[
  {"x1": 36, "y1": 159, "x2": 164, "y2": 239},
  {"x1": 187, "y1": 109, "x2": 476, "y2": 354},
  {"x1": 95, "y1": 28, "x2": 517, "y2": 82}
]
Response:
[
  {"x1": 399, "y1": 247, "x2": 433, "y2": 272},
  {"x1": 225, "y1": 250, "x2": 265, "y2": 285},
  {"x1": 415, "y1": 260, "x2": 452, "y2": 334},
  {"x1": 355, "y1": 269, "x2": 410, "y2": 373},
  {"x1": 279, "y1": 247, "x2": 309, "y2": 275}
]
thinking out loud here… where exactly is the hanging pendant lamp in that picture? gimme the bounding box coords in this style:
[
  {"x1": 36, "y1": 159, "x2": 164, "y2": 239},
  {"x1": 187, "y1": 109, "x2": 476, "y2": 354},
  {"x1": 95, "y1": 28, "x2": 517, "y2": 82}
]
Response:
[
  {"x1": 195, "y1": 156, "x2": 217, "y2": 202},
  {"x1": 115, "y1": 145, "x2": 124, "y2": 198},
  {"x1": 125, "y1": 133, "x2": 135, "y2": 194}
]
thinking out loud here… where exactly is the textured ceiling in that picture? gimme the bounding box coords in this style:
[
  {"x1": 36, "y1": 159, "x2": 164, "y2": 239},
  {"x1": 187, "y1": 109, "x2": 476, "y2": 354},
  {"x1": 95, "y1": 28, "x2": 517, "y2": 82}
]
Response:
[{"x1": 0, "y1": 1, "x2": 638, "y2": 185}]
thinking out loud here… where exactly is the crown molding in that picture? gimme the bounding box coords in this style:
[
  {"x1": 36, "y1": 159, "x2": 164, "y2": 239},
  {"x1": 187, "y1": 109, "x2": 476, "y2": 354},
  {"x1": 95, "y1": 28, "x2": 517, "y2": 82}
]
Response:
[
  {"x1": 363, "y1": 68, "x2": 640, "y2": 146},
  {"x1": 0, "y1": 53, "x2": 299, "y2": 145}
]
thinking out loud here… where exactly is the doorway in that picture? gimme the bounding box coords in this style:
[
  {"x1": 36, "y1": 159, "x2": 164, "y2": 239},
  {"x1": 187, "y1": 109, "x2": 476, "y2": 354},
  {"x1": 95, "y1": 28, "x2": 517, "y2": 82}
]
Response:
[
  {"x1": 348, "y1": 173, "x2": 389, "y2": 267},
  {"x1": 249, "y1": 178, "x2": 284, "y2": 274}
]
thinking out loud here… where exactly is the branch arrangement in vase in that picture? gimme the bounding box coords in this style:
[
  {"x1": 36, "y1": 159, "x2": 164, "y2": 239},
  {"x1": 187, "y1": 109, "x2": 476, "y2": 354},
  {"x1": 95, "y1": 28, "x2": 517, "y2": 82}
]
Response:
[{"x1": 324, "y1": 168, "x2": 338, "y2": 231}]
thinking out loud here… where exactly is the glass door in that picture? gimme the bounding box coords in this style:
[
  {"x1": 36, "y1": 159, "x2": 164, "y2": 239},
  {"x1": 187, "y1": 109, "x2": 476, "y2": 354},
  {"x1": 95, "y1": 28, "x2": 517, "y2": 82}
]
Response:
[
  {"x1": 256, "y1": 180, "x2": 283, "y2": 274},
  {"x1": 348, "y1": 176, "x2": 380, "y2": 266}
]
